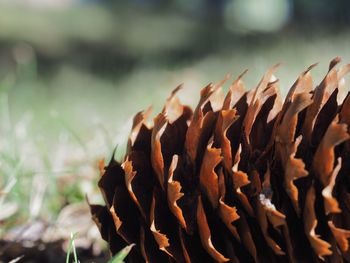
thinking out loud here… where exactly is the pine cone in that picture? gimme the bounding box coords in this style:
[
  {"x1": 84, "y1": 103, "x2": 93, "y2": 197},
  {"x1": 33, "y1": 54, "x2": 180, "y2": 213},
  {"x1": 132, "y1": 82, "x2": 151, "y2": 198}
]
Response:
[{"x1": 91, "y1": 58, "x2": 350, "y2": 263}]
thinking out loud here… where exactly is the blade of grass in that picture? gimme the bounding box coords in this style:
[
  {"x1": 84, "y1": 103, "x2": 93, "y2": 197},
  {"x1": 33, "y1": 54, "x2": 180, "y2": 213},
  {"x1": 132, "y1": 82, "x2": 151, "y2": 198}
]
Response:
[
  {"x1": 66, "y1": 232, "x2": 79, "y2": 263},
  {"x1": 107, "y1": 244, "x2": 135, "y2": 263}
]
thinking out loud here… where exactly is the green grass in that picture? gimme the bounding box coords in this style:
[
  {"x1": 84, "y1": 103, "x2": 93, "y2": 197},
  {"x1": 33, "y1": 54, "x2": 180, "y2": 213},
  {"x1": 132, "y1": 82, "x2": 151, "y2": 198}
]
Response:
[
  {"x1": 107, "y1": 244, "x2": 135, "y2": 263},
  {"x1": 66, "y1": 232, "x2": 79, "y2": 263},
  {"x1": 65, "y1": 232, "x2": 133, "y2": 263}
]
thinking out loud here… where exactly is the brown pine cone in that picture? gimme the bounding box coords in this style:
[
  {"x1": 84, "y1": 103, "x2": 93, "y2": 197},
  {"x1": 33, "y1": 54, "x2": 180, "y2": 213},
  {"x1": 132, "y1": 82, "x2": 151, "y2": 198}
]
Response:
[{"x1": 91, "y1": 57, "x2": 350, "y2": 263}]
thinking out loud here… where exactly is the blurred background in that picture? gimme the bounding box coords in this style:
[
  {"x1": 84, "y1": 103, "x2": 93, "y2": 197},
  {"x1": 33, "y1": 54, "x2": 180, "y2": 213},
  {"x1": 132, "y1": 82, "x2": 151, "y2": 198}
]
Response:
[{"x1": 0, "y1": 0, "x2": 350, "y2": 261}]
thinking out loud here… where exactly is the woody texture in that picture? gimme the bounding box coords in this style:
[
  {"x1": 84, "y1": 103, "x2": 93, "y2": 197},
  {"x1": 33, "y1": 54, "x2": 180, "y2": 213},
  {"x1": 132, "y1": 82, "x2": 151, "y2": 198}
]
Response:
[{"x1": 90, "y1": 57, "x2": 350, "y2": 263}]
